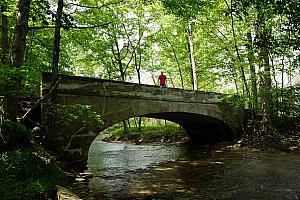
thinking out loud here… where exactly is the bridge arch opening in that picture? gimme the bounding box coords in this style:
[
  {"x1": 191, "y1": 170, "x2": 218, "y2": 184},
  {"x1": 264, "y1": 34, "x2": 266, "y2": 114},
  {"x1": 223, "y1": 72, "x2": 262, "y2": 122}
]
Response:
[
  {"x1": 87, "y1": 117, "x2": 188, "y2": 172},
  {"x1": 142, "y1": 112, "x2": 234, "y2": 144},
  {"x1": 98, "y1": 112, "x2": 234, "y2": 145},
  {"x1": 96, "y1": 117, "x2": 188, "y2": 143},
  {"x1": 87, "y1": 113, "x2": 234, "y2": 172}
]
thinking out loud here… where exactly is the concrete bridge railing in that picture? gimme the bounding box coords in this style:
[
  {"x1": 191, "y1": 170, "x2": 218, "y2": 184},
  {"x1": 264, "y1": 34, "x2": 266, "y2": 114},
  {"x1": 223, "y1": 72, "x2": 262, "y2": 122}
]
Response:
[{"x1": 42, "y1": 73, "x2": 245, "y2": 170}]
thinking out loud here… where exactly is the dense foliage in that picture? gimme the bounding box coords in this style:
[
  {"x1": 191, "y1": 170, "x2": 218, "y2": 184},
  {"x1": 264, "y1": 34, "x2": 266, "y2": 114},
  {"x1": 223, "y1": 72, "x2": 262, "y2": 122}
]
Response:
[
  {"x1": 0, "y1": 147, "x2": 67, "y2": 199},
  {"x1": 46, "y1": 103, "x2": 103, "y2": 127}
]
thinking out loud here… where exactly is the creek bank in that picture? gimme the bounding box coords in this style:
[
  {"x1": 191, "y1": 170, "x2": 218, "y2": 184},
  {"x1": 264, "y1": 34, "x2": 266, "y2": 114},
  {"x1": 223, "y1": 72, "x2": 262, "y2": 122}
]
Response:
[
  {"x1": 101, "y1": 119, "x2": 300, "y2": 152},
  {"x1": 102, "y1": 131, "x2": 189, "y2": 145},
  {"x1": 238, "y1": 120, "x2": 300, "y2": 151}
]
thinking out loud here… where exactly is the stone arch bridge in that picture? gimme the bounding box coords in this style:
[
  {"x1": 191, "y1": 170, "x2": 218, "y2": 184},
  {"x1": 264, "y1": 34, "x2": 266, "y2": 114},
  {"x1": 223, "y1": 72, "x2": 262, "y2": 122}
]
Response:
[{"x1": 42, "y1": 73, "x2": 245, "y2": 170}]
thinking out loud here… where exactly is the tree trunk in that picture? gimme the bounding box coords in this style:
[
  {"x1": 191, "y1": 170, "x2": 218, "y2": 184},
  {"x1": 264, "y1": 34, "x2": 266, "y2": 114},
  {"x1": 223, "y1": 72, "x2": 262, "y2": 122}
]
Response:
[
  {"x1": 280, "y1": 57, "x2": 284, "y2": 114},
  {"x1": 224, "y1": 0, "x2": 251, "y2": 103},
  {"x1": 256, "y1": 15, "x2": 272, "y2": 129},
  {"x1": 246, "y1": 32, "x2": 258, "y2": 114},
  {"x1": 5, "y1": 0, "x2": 31, "y2": 121},
  {"x1": 260, "y1": 50, "x2": 272, "y2": 129},
  {"x1": 150, "y1": 72, "x2": 156, "y2": 85},
  {"x1": 113, "y1": 40, "x2": 129, "y2": 133},
  {"x1": 1, "y1": 1, "x2": 9, "y2": 65},
  {"x1": 249, "y1": 64, "x2": 258, "y2": 111},
  {"x1": 138, "y1": 117, "x2": 142, "y2": 132},
  {"x1": 134, "y1": 51, "x2": 142, "y2": 84},
  {"x1": 165, "y1": 35, "x2": 184, "y2": 89},
  {"x1": 122, "y1": 120, "x2": 129, "y2": 134},
  {"x1": 1, "y1": 1, "x2": 10, "y2": 124},
  {"x1": 112, "y1": 37, "x2": 135, "y2": 134},
  {"x1": 51, "y1": 0, "x2": 64, "y2": 103},
  {"x1": 187, "y1": 22, "x2": 197, "y2": 91},
  {"x1": 1, "y1": 0, "x2": 31, "y2": 146},
  {"x1": 133, "y1": 52, "x2": 143, "y2": 132},
  {"x1": 270, "y1": 56, "x2": 280, "y2": 117},
  {"x1": 114, "y1": 40, "x2": 125, "y2": 81},
  {"x1": 168, "y1": 76, "x2": 175, "y2": 87}
]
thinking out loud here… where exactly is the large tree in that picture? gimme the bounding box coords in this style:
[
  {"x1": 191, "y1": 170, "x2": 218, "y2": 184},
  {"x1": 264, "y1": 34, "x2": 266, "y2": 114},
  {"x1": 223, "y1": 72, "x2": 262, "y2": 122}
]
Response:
[
  {"x1": 5, "y1": 0, "x2": 31, "y2": 121},
  {"x1": 0, "y1": 0, "x2": 31, "y2": 147}
]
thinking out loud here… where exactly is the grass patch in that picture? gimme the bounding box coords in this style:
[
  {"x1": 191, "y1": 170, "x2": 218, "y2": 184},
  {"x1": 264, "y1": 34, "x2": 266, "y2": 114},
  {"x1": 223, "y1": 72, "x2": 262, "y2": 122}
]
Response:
[
  {"x1": 103, "y1": 124, "x2": 188, "y2": 144},
  {"x1": 0, "y1": 146, "x2": 68, "y2": 200},
  {"x1": 108, "y1": 125, "x2": 182, "y2": 135}
]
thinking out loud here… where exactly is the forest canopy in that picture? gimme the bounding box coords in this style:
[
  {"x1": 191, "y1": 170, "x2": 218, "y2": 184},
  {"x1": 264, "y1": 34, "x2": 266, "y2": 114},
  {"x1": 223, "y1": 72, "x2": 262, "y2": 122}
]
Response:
[{"x1": 0, "y1": 0, "x2": 300, "y2": 130}]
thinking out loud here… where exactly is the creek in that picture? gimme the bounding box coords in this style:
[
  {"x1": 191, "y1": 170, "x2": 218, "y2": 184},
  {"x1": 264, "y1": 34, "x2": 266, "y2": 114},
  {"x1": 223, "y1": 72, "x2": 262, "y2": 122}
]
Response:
[{"x1": 75, "y1": 139, "x2": 300, "y2": 199}]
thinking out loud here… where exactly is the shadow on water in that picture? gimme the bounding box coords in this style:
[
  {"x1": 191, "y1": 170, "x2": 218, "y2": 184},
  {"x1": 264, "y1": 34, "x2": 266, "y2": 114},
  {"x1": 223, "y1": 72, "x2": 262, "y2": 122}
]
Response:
[{"x1": 81, "y1": 141, "x2": 300, "y2": 200}]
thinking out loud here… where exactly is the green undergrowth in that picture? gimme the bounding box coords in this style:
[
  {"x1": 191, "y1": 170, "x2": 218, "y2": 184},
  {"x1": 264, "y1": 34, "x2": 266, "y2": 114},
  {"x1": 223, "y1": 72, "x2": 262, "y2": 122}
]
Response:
[
  {"x1": 107, "y1": 124, "x2": 183, "y2": 136},
  {"x1": 0, "y1": 146, "x2": 68, "y2": 200},
  {"x1": 102, "y1": 124, "x2": 189, "y2": 144}
]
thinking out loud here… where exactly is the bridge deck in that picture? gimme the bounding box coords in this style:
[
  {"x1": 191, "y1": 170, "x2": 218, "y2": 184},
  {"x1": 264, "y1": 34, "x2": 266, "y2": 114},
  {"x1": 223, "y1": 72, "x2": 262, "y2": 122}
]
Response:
[{"x1": 42, "y1": 73, "x2": 227, "y2": 105}]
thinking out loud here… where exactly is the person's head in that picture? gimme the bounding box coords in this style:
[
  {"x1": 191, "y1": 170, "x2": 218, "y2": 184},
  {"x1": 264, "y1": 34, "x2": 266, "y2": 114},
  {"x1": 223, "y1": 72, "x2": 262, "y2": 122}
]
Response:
[{"x1": 161, "y1": 71, "x2": 164, "y2": 75}]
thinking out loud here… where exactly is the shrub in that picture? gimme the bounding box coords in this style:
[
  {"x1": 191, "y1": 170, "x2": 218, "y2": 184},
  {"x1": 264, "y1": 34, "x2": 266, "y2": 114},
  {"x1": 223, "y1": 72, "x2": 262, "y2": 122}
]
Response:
[
  {"x1": 0, "y1": 120, "x2": 33, "y2": 149},
  {"x1": 46, "y1": 103, "x2": 102, "y2": 126},
  {"x1": 0, "y1": 147, "x2": 67, "y2": 199}
]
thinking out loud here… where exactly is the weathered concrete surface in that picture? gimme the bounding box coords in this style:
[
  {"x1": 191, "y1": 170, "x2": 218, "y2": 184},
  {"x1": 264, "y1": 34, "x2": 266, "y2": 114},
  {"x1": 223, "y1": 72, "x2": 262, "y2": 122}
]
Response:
[
  {"x1": 44, "y1": 112, "x2": 100, "y2": 170},
  {"x1": 42, "y1": 73, "x2": 245, "y2": 170}
]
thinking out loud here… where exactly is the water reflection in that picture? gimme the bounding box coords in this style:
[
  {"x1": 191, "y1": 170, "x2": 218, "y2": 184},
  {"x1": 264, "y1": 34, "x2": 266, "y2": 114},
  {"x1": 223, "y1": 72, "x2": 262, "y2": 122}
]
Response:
[
  {"x1": 86, "y1": 141, "x2": 300, "y2": 200},
  {"x1": 88, "y1": 141, "x2": 181, "y2": 176}
]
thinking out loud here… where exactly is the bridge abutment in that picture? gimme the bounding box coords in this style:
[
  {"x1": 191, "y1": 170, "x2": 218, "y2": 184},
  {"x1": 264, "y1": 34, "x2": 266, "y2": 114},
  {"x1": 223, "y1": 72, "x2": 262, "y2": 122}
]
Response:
[
  {"x1": 45, "y1": 121, "x2": 100, "y2": 170},
  {"x1": 42, "y1": 104, "x2": 101, "y2": 170}
]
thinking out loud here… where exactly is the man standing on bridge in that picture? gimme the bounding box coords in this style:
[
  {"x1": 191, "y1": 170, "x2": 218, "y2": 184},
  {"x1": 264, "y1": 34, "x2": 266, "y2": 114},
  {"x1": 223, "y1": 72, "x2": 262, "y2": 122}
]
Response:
[{"x1": 158, "y1": 71, "x2": 167, "y2": 88}]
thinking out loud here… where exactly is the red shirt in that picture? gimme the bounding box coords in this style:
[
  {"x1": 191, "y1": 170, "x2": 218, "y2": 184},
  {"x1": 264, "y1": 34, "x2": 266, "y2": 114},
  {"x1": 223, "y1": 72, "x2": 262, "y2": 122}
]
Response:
[{"x1": 158, "y1": 74, "x2": 167, "y2": 85}]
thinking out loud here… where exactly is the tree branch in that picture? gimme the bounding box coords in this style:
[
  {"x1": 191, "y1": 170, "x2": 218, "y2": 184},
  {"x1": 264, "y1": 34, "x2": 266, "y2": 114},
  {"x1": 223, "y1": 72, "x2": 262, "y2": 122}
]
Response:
[
  {"x1": 111, "y1": 55, "x2": 118, "y2": 70},
  {"x1": 18, "y1": 78, "x2": 61, "y2": 122},
  {"x1": 123, "y1": 52, "x2": 134, "y2": 74},
  {"x1": 65, "y1": 0, "x2": 123, "y2": 9},
  {"x1": 28, "y1": 22, "x2": 112, "y2": 30},
  {"x1": 70, "y1": 23, "x2": 112, "y2": 29},
  {"x1": 223, "y1": 0, "x2": 250, "y2": 97}
]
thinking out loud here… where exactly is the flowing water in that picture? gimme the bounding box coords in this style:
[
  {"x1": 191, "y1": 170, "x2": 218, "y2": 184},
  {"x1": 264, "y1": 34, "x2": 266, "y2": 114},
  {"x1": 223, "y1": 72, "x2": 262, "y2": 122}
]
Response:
[{"x1": 79, "y1": 140, "x2": 300, "y2": 200}]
